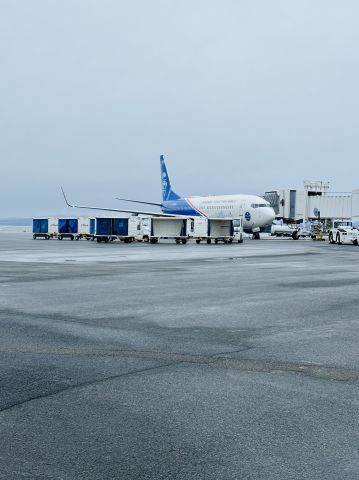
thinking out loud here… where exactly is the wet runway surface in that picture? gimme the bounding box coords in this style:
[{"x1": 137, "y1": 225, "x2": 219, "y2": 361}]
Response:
[{"x1": 0, "y1": 233, "x2": 358, "y2": 479}]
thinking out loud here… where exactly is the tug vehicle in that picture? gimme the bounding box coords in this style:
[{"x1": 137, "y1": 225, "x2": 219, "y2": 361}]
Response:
[{"x1": 328, "y1": 221, "x2": 358, "y2": 245}]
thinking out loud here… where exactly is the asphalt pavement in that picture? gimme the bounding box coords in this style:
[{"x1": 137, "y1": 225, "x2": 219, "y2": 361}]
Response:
[{"x1": 0, "y1": 233, "x2": 358, "y2": 479}]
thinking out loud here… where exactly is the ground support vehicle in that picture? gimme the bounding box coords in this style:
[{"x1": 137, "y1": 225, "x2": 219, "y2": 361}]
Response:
[
  {"x1": 94, "y1": 217, "x2": 138, "y2": 243},
  {"x1": 139, "y1": 217, "x2": 243, "y2": 245},
  {"x1": 33, "y1": 217, "x2": 59, "y2": 239},
  {"x1": 205, "y1": 219, "x2": 236, "y2": 244},
  {"x1": 186, "y1": 218, "x2": 209, "y2": 244},
  {"x1": 291, "y1": 228, "x2": 312, "y2": 240},
  {"x1": 233, "y1": 218, "x2": 244, "y2": 243},
  {"x1": 57, "y1": 218, "x2": 79, "y2": 240},
  {"x1": 74, "y1": 218, "x2": 95, "y2": 240},
  {"x1": 328, "y1": 221, "x2": 359, "y2": 245},
  {"x1": 33, "y1": 218, "x2": 50, "y2": 239},
  {"x1": 47, "y1": 217, "x2": 59, "y2": 238},
  {"x1": 271, "y1": 224, "x2": 296, "y2": 237},
  {"x1": 138, "y1": 217, "x2": 189, "y2": 244},
  {"x1": 311, "y1": 222, "x2": 325, "y2": 241}
]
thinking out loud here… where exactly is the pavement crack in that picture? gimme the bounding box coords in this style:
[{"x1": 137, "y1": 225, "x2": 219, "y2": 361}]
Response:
[
  {"x1": 1, "y1": 346, "x2": 357, "y2": 387},
  {"x1": 0, "y1": 362, "x2": 176, "y2": 415}
]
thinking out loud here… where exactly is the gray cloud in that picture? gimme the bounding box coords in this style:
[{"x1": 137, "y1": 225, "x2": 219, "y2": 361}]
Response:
[{"x1": 1, "y1": 0, "x2": 358, "y2": 216}]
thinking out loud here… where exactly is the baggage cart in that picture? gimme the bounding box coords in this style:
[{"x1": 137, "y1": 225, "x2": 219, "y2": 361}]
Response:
[
  {"x1": 57, "y1": 218, "x2": 79, "y2": 240},
  {"x1": 32, "y1": 218, "x2": 50, "y2": 239}
]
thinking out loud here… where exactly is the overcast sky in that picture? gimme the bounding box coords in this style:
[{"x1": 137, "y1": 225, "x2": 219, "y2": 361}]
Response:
[{"x1": 1, "y1": 0, "x2": 359, "y2": 216}]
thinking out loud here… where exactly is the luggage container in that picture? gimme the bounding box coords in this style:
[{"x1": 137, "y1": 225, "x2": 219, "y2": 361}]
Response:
[
  {"x1": 187, "y1": 218, "x2": 209, "y2": 244},
  {"x1": 75, "y1": 217, "x2": 95, "y2": 240},
  {"x1": 94, "y1": 217, "x2": 137, "y2": 243},
  {"x1": 206, "y1": 219, "x2": 235, "y2": 244},
  {"x1": 48, "y1": 217, "x2": 59, "y2": 238},
  {"x1": 152, "y1": 217, "x2": 188, "y2": 244},
  {"x1": 58, "y1": 218, "x2": 78, "y2": 240},
  {"x1": 33, "y1": 218, "x2": 50, "y2": 239},
  {"x1": 94, "y1": 218, "x2": 113, "y2": 243},
  {"x1": 138, "y1": 217, "x2": 188, "y2": 244}
]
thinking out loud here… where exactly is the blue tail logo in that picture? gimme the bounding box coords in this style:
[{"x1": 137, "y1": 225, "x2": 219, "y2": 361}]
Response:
[{"x1": 160, "y1": 155, "x2": 181, "y2": 201}]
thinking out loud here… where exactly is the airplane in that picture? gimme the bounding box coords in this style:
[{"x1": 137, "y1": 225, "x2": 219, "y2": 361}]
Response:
[{"x1": 62, "y1": 155, "x2": 275, "y2": 239}]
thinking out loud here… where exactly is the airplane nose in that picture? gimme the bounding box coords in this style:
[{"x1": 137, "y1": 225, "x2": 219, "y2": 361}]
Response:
[{"x1": 265, "y1": 207, "x2": 276, "y2": 225}]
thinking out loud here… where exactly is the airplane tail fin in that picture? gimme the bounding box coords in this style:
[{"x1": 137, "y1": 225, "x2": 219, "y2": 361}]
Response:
[{"x1": 160, "y1": 155, "x2": 181, "y2": 201}]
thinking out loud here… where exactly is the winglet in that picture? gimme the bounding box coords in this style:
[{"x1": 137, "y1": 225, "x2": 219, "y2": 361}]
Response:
[{"x1": 61, "y1": 187, "x2": 74, "y2": 208}]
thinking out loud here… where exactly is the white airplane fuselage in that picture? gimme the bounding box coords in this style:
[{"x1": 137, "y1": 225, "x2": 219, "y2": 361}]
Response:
[{"x1": 162, "y1": 194, "x2": 275, "y2": 232}]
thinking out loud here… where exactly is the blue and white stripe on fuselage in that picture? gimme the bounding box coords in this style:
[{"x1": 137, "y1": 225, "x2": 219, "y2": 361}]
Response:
[
  {"x1": 161, "y1": 194, "x2": 275, "y2": 233},
  {"x1": 162, "y1": 199, "x2": 205, "y2": 217}
]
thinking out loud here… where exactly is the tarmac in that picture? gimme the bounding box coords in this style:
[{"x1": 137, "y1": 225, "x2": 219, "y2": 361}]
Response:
[{"x1": 0, "y1": 232, "x2": 358, "y2": 479}]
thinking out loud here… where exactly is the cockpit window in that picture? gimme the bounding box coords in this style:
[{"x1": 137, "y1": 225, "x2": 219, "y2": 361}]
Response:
[{"x1": 251, "y1": 203, "x2": 269, "y2": 208}]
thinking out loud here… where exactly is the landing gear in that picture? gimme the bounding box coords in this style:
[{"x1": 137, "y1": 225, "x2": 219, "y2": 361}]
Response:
[{"x1": 252, "y1": 232, "x2": 260, "y2": 240}]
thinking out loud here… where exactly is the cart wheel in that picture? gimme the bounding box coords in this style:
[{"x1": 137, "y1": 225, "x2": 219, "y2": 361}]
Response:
[
  {"x1": 215, "y1": 239, "x2": 219, "y2": 244},
  {"x1": 33, "y1": 234, "x2": 36, "y2": 239},
  {"x1": 46, "y1": 235, "x2": 50, "y2": 240},
  {"x1": 206, "y1": 239, "x2": 211, "y2": 244},
  {"x1": 175, "y1": 239, "x2": 180, "y2": 244},
  {"x1": 105, "y1": 238, "x2": 109, "y2": 243},
  {"x1": 97, "y1": 238, "x2": 102, "y2": 243},
  {"x1": 58, "y1": 235, "x2": 63, "y2": 240},
  {"x1": 228, "y1": 239, "x2": 233, "y2": 244},
  {"x1": 181, "y1": 239, "x2": 187, "y2": 244},
  {"x1": 70, "y1": 235, "x2": 74, "y2": 240},
  {"x1": 75, "y1": 236, "x2": 80, "y2": 241},
  {"x1": 238, "y1": 239, "x2": 243, "y2": 244},
  {"x1": 196, "y1": 239, "x2": 201, "y2": 244}
]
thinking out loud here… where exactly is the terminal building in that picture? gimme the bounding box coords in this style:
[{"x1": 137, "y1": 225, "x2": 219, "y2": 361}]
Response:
[{"x1": 264, "y1": 181, "x2": 359, "y2": 225}]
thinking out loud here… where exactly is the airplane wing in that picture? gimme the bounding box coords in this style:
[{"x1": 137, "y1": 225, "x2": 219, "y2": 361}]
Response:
[
  {"x1": 61, "y1": 188, "x2": 184, "y2": 218},
  {"x1": 115, "y1": 197, "x2": 163, "y2": 207}
]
